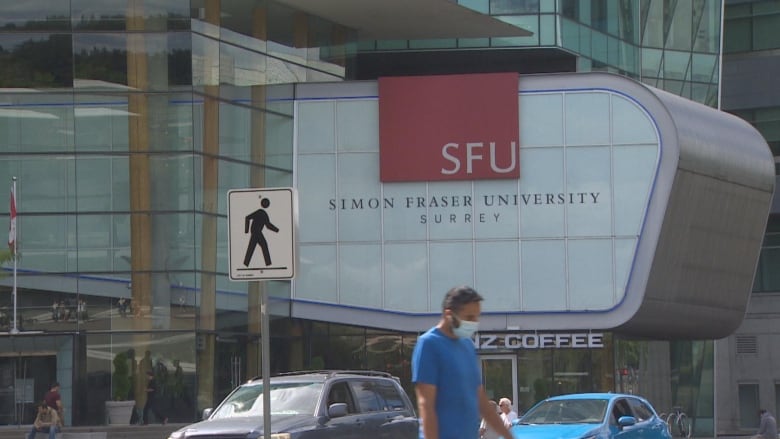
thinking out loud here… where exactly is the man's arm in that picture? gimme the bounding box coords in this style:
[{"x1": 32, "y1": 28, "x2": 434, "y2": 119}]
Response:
[
  {"x1": 51, "y1": 409, "x2": 62, "y2": 428},
  {"x1": 478, "y1": 387, "x2": 513, "y2": 438},
  {"x1": 35, "y1": 412, "x2": 51, "y2": 429},
  {"x1": 416, "y1": 382, "x2": 438, "y2": 439},
  {"x1": 33, "y1": 413, "x2": 43, "y2": 429}
]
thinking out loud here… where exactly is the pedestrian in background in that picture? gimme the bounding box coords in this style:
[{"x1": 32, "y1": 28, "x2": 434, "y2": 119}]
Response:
[
  {"x1": 143, "y1": 371, "x2": 168, "y2": 425},
  {"x1": 27, "y1": 401, "x2": 60, "y2": 439},
  {"x1": 498, "y1": 397, "x2": 518, "y2": 428},
  {"x1": 43, "y1": 382, "x2": 63, "y2": 421},
  {"x1": 480, "y1": 400, "x2": 503, "y2": 439},
  {"x1": 412, "y1": 286, "x2": 512, "y2": 439},
  {"x1": 751, "y1": 409, "x2": 777, "y2": 439}
]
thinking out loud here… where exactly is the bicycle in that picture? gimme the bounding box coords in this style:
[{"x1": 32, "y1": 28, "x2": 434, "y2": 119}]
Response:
[{"x1": 662, "y1": 406, "x2": 692, "y2": 438}]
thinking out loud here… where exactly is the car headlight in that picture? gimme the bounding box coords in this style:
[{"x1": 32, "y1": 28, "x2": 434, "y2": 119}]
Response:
[
  {"x1": 269, "y1": 434, "x2": 291, "y2": 439},
  {"x1": 167, "y1": 432, "x2": 185, "y2": 439}
]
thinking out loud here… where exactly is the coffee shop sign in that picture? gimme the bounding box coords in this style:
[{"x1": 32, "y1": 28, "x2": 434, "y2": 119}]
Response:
[{"x1": 475, "y1": 332, "x2": 604, "y2": 350}]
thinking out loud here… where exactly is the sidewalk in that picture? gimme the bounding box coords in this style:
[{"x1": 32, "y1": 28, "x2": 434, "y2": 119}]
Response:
[{"x1": 0, "y1": 423, "x2": 183, "y2": 439}]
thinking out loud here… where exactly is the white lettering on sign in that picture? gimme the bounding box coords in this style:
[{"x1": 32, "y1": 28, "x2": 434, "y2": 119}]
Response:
[
  {"x1": 440, "y1": 141, "x2": 518, "y2": 175},
  {"x1": 474, "y1": 333, "x2": 604, "y2": 350}
]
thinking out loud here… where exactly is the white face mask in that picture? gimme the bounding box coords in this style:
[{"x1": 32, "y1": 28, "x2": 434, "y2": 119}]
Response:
[{"x1": 452, "y1": 314, "x2": 479, "y2": 339}]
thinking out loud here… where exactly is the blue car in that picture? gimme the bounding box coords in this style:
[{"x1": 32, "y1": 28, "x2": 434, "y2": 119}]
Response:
[{"x1": 509, "y1": 392, "x2": 674, "y2": 439}]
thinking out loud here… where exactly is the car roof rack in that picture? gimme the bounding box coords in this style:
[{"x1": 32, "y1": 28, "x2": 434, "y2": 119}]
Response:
[{"x1": 246, "y1": 369, "x2": 396, "y2": 383}]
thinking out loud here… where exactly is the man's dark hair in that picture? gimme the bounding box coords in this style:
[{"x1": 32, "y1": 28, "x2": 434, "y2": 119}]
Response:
[
  {"x1": 442, "y1": 286, "x2": 483, "y2": 312},
  {"x1": 50, "y1": 382, "x2": 59, "y2": 389}
]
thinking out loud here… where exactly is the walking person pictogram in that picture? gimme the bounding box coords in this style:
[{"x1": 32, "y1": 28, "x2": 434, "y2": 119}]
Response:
[{"x1": 243, "y1": 197, "x2": 279, "y2": 267}]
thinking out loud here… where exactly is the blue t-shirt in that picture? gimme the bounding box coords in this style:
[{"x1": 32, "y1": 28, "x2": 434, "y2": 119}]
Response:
[{"x1": 412, "y1": 327, "x2": 481, "y2": 439}]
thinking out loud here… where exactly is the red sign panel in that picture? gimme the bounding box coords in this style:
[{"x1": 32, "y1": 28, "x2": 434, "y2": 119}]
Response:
[{"x1": 379, "y1": 73, "x2": 520, "y2": 182}]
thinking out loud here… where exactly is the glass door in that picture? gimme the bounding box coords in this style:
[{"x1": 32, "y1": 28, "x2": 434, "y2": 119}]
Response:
[{"x1": 480, "y1": 355, "x2": 517, "y2": 409}]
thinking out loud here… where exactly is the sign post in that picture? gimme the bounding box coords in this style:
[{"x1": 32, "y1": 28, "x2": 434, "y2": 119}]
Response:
[{"x1": 228, "y1": 187, "x2": 297, "y2": 439}]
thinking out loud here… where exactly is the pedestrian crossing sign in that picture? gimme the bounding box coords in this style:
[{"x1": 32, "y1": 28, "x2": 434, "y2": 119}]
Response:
[{"x1": 228, "y1": 187, "x2": 297, "y2": 280}]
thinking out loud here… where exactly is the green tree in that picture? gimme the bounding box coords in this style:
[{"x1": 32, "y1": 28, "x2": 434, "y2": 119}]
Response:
[{"x1": 113, "y1": 352, "x2": 132, "y2": 401}]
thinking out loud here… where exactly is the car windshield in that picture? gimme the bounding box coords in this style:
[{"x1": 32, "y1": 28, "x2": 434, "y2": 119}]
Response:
[
  {"x1": 520, "y1": 399, "x2": 608, "y2": 424},
  {"x1": 210, "y1": 381, "x2": 323, "y2": 419}
]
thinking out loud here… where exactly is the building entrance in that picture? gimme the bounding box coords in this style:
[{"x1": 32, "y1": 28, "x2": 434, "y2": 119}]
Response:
[
  {"x1": 480, "y1": 355, "x2": 517, "y2": 410},
  {"x1": 0, "y1": 353, "x2": 56, "y2": 425}
]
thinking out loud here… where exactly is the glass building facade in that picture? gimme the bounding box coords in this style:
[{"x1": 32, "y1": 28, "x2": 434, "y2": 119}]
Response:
[
  {"x1": 0, "y1": 0, "x2": 734, "y2": 435},
  {"x1": 0, "y1": 0, "x2": 356, "y2": 426},
  {"x1": 357, "y1": 0, "x2": 722, "y2": 106}
]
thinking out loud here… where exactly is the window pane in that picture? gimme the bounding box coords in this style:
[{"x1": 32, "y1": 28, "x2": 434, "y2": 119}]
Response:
[
  {"x1": 336, "y1": 100, "x2": 379, "y2": 152},
  {"x1": 724, "y1": 18, "x2": 751, "y2": 53},
  {"x1": 566, "y1": 147, "x2": 611, "y2": 237},
  {"x1": 76, "y1": 33, "x2": 192, "y2": 90},
  {"x1": 296, "y1": 244, "x2": 337, "y2": 302},
  {"x1": 0, "y1": 34, "x2": 73, "y2": 88},
  {"x1": 427, "y1": 181, "x2": 474, "y2": 240},
  {"x1": 520, "y1": 93, "x2": 563, "y2": 147},
  {"x1": 738, "y1": 383, "x2": 759, "y2": 429},
  {"x1": 430, "y1": 242, "x2": 474, "y2": 299},
  {"x1": 522, "y1": 239, "x2": 566, "y2": 311},
  {"x1": 754, "y1": 14, "x2": 780, "y2": 51},
  {"x1": 491, "y1": 15, "x2": 539, "y2": 46},
  {"x1": 664, "y1": 50, "x2": 691, "y2": 81},
  {"x1": 490, "y1": 0, "x2": 540, "y2": 14},
  {"x1": 0, "y1": 0, "x2": 70, "y2": 30},
  {"x1": 519, "y1": 148, "x2": 565, "y2": 238},
  {"x1": 383, "y1": 243, "x2": 428, "y2": 312},
  {"x1": 382, "y1": 182, "x2": 427, "y2": 241},
  {"x1": 338, "y1": 244, "x2": 382, "y2": 308},
  {"x1": 613, "y1": 145, "x2": 657, "y2": 236},
  {"x1": 297, "y1": 101, "x2": 335, "y2": 153},
  {"x1": 565, "y1": 93, "x2": 610, "y2": 146},
  {"x1": 753, "y1": 247, "x2": 780, "y2": 292},
  {"x1": 72, "y1": 0, "x2": 190, "y2": 31},
  {"x1": 337, "y1": 153, "x2": 381, "y2": 242},
  {"x1": 476, "y1": 240, "x2": 520, "y2": 311},
  {"x1": 297, "y1": 155, "x2": 336, "y2": 242},
  {"x1": 612, "y1": 95, "x2": 657, "y2": 145},
  {"x1": 568, "y1": 239, "x2": 613, "y2": 310},
  {"x1": 475, "y1": 179, "x2": 519, "y2": 239}
]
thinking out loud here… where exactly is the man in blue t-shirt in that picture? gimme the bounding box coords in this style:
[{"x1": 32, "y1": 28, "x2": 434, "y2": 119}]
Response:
[{"x1": 412, "y1": 286, "x2": 512, "y2": 439}]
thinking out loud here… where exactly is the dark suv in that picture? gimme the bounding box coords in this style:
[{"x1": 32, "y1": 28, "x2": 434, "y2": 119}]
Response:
[{"x1": 167, "y1": 370, "x2": 419, "y2": 439}]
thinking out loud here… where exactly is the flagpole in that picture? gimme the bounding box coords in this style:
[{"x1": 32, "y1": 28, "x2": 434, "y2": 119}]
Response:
[{"x1": 10, "y1": 177, "x2": 17, "y2": 334}]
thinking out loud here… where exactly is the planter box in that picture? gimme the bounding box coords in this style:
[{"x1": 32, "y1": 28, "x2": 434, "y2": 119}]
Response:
[{"x1": 105, "y1": 400, "x2": 135, "y2": 425}]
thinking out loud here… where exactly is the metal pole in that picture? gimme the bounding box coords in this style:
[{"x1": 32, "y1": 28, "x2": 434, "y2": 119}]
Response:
[
  {"x1": 11, "y1": 177, "x2": 18, "y2": 334},
  {"x1": 261, "y1": 282, "x2": 271, "y2": 439}
]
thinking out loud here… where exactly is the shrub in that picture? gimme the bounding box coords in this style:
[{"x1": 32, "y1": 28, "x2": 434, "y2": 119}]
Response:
[{"x1": 112, "y1": 352, "x2": 132, "y2": 401}]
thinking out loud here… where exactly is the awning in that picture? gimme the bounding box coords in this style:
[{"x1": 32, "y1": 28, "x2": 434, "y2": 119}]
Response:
[{"x1": 275, "y1": 0, "x2": 533, "y2": 40}]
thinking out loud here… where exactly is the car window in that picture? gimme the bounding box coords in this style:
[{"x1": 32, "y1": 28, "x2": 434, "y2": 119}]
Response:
[
  {"x1": 611, "y1": 398, "x2": 634, "y2": 424},
  {"x1": 521, "y1": 399, "x2": 607, "y2": 424},
  {"x1": 626, "y1": 398, "x2": 654, "y2": 422},
  {"x1": 374, "y1": 381, "x2": 409, "y2": 411},
  {"x1": 211, "y1": 381, "x2": 322, "y2": 419},
  {"x1": 349, "y1": 380, "x2": 383, "y2": 412},
  {"x1": 328, "y1": 381, "x2": 357, "y2": 414}
]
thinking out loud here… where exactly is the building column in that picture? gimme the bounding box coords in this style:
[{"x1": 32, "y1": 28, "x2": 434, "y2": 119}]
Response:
[
  {"x1": 197, "y1": 0, "x2": 220, "y2": 414},
  {"x1": 246, "y1": 4, "x2": 268, "y2": 379}
]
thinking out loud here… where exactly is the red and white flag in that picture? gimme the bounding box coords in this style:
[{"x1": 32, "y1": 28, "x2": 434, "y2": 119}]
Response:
[{"x1": 8, "y1": 185, "x2": 16, "y2": 255}]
